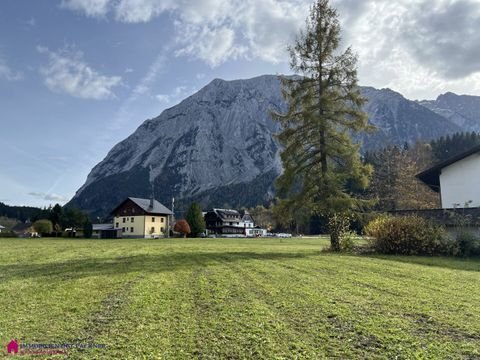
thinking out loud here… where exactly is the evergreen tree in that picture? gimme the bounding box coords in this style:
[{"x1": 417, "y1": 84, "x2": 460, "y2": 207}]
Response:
[
  {"x1": 83, "y1": 219, "x2": 93, "y2": 239},
  {"x1": 431, "y1": 131, "x2": 480, "y2": 162},
  {"x1": 185, "y1": 202, "x2": 205, "y2": 237},
  {"x1": 273, "y1": 0, "x2": 373, "y2": 250}
]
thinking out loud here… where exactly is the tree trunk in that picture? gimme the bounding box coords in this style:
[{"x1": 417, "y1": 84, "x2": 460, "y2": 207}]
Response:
[{"x1": 330, "y1": 232, "x2": 340, "y2": 251}]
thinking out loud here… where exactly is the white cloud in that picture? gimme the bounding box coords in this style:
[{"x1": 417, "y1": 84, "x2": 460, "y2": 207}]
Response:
[
  {"x1": 114, "y1": 0, "x2": 176, "y2": 23},
  {"x1": 28, "y1": 192, "x2": 69, "y2": 202},
  {"x1": 175, "y1": 26, "x2": 246, "y2": 67},
  {"x1": 0, "y1": 59, "x2": 23, "y2": 81},
  {"x1": 155, "y1": 85, "x2": 193, "y2": 104},
  {"x1": 61, "y1": 0, "x2": 111, "y2": 17},
  {"x1": 60, "y1": 0, "x2": 308, "y2": 66},
  {"x1": 37, "y1": 46, "x2": 122, "y2": 100},
  {"x1": 60, "y1": 0, "x2": 480, "y2": 98}
]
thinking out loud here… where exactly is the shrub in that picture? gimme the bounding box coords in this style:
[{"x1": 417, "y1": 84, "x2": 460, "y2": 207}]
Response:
[
  {"x1": 33, "y1": 219, "x2": 53, "y2": 235},
  {"x1": 446, "y1": 209, "x2": 480, "y2": 257},
  {"x1": 174, "y1": 219, "x2": 191, "y2": 238},
  {"x1": 328, "y1": 213, "x2": 353, "y2": 252},
  {"x1": 0, "y1": 231, "x2": 17, "y2": 238},
  {"x1": 365, "y1": 215, "x2": 455, "y2": 256},
  {"x1": 456, "y1": 230, "x2": 480, "y2": 257}
]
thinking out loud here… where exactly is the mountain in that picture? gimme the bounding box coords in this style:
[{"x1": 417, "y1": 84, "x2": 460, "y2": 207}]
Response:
[
  {"x1": 68, "y1": 75, "x2": 463, "y2": 217},
  {"x1": 360, "y1": 87, "x2": 460, "y2": 150},
  {"x1": 69, "y1": 75, "x2": 285, "y2": 217},
  {"x1": 419, "y1": 92, "x2": 480, "y2": 132}
]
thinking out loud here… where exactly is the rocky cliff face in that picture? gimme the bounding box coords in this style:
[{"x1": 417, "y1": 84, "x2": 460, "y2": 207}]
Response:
[
  {"x1": 419, "y1": 92, "x2": 480, "y2": 132},
  {"x1": 69, "y1": 75, "x2": 286, "y2": 216},
  {"x1": 360, "y1": 87, "x2": 461, "y2": 150},
  {"x1": 68, "y1": 75, "x2": 463, "y2": 217}
]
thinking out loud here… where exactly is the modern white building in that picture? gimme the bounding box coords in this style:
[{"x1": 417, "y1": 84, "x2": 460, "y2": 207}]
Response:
[{"x1": 417, "y1": 145, "x2": 480, "y2": 209}]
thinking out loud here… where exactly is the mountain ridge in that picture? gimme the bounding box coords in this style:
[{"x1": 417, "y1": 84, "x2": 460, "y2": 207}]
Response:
[{"x1": 68, "y1": 75, "x2": 470, "y2": 217}]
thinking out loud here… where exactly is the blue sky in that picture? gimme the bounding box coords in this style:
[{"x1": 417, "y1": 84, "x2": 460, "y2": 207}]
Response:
[{"x1": 2, "y1": 0, "x2": 480, "y2": 207}]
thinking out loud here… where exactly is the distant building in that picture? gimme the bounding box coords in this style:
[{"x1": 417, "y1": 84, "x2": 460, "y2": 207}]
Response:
[
  {"x1": 111, "y1": 197, "x2": 172, "y2": 238},
  {"x1": 0, "y1": 225, "x2": 4, "y2": 233},
  {"x1": 92, "y1": 223, "x2": 121, "y2": 239},
  {"x1": 204, "y1": 208, "x2": 266, "y2": 236},
  {"x1": 417, "y1": 145, "x2": 480, "y2": 208}
]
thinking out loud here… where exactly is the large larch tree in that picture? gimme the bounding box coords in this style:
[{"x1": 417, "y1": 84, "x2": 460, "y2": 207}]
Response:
[{"x1": 273, "y1": 0, "x2": 373, "y2": 250}]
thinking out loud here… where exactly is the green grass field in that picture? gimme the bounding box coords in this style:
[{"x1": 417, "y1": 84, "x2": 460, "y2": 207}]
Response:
[{"x1": 0, "y1": 237, "x2": 479, "y2": 359}]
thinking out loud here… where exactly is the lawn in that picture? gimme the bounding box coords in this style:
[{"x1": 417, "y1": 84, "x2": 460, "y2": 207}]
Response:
[{"x1": 0, "y1": 237, "x2": 479, "y2": 359}]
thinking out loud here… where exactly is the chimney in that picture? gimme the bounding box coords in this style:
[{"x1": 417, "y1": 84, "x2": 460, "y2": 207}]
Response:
[
  {"x1": 149, "y1": 165, "x2": 154, "y2": 209},
  {"x1": 149, "y1": 182, "x2": 154, "y2": 209}
]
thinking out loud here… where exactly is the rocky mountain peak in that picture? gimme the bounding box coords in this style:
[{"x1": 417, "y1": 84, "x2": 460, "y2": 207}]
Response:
[{"x1": 68, "y1": 75, "x2": 465, "y2": 217}]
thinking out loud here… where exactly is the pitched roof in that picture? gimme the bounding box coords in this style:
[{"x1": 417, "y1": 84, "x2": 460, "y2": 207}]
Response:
[
  {"x1": 417, "y1": 144, "x2": 480, "y2": 192},
  {"x1": 110, "y1": 197, "x2": 172, "y2": 216},
  {"x1": 92, "y1": 223, "x2": 114, "y2": 231},
  {"x1": 128, "y1": 197, "x2": 172, "y2": 215},
  {"x1": 212, "y1": 208, "x2": 241, "y2": 220}
]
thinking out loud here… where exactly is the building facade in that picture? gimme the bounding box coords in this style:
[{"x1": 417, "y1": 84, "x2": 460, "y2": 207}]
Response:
[
  {"x1": 417, "y1": 145, "x2": 480, "y2": 208},
  {"x1": 204, "y1": 208, "x2": 261, "y2": 236},
  {"x1": 111, "y1": 197, "x2": 172, "y2": 238}
]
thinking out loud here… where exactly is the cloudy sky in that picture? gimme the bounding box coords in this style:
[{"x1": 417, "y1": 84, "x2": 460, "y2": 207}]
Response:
[{"x1": 2, "y1": 0, "x2": 480, "y2": 207}]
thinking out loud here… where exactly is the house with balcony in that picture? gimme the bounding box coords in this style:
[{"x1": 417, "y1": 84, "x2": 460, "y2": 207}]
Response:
[{"x1": 204, "y1": 208, "x2": 265, "y2": 236}]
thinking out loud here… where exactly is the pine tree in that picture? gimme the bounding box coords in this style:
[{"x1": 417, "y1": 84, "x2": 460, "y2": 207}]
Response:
[
  {"x1": 185, "y1": 202, "x2": 205, "y2": 238},
  {"x1": 273, "y1": 0, "x2": 373, "y2": 250},
  {"x1": 431, "y1": 131, "x2": 480, "y2": 162}
]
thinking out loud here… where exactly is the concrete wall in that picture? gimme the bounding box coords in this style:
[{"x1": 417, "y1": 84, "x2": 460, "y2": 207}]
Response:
[{"x1": 440, "y1": 153, "x2": 480, "y2": 208}]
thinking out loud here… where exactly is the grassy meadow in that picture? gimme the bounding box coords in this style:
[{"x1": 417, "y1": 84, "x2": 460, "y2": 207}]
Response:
[{"x1": 0, "y1": 237, "x2": 479, "y2": 359}]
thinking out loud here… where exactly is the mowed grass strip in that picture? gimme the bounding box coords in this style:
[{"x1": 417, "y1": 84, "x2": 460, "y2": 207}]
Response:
[{"x1": 0, "y1": 238, "x2": 479, "y2": 359}]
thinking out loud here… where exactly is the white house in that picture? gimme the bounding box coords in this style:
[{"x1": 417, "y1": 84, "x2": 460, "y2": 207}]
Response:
[
  {"x1": 417, "y1": 145, "x2": 480, "y2": 209},
  {"x1": 0, "y1": 225, "x2": 4, "y2": 233}
]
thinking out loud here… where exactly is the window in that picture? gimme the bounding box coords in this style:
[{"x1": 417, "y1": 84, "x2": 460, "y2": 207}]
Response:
[
  {"x1": 161, "y1": 218, "x2": 164, "y2": 223},
  {"x1": 161, "y1": 227, "x2": 164, "y2": 232},
  {"x1": 152, "y1": 217, "x2": 155, "y2": 222},
  {"x1": 131, "y1": 217, "x2": 134, "y2": 222},
  {"x1": 131, "y1": 227, "x2": 134, "y2": 233},
  {"x1": 115, "y1": 223, "x2": 119, "y2": 228},
  {"x1": 151, "y1": 227, "x2": 155, "y2": 233},
  {"x1": 123, "y1": 218, "x2": 126, "y2": 223},
  {"x1": 122, "y1": 227, "x2": 125, "y2": 232}
]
